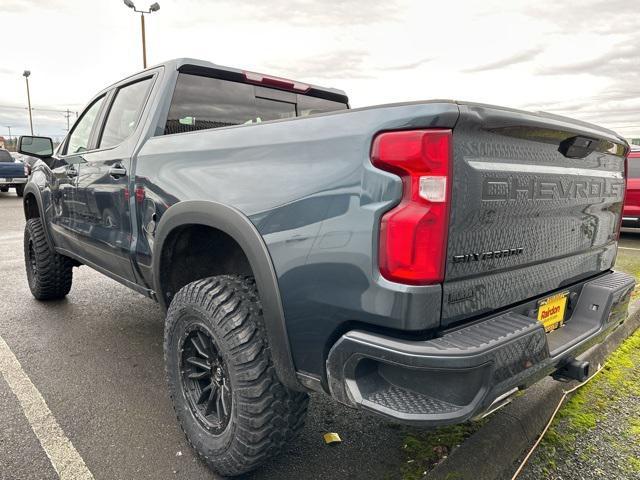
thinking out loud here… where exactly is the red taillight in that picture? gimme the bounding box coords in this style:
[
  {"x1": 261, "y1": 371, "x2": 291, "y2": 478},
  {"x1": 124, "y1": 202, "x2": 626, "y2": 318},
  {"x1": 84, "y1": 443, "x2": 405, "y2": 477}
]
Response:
[
  {"x1": 243, "y1": 71, "x2": 310, "y2": 93},
  {"x1": 371, "y1": 129, "x2": 452, "y2": 285}
]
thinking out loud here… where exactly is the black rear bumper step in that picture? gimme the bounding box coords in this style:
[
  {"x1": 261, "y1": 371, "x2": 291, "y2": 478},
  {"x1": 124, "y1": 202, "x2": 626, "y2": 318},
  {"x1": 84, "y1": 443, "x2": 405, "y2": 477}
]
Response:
[{"x1": 326, "y1": 271, "x2": 635, "y2": 425}]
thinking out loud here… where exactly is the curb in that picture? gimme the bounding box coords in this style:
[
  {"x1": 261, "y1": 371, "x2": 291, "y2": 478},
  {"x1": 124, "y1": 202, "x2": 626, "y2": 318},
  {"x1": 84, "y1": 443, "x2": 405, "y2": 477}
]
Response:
[{"x1": 428, "y1": 299, "x2": 640, "y2": 480}]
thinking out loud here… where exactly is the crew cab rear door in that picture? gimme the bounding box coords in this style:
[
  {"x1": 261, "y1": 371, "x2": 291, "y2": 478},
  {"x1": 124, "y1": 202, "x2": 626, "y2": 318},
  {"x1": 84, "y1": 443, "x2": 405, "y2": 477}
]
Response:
[{"x1": 69, "y1": 73, "x2": 156, "y2": 283}]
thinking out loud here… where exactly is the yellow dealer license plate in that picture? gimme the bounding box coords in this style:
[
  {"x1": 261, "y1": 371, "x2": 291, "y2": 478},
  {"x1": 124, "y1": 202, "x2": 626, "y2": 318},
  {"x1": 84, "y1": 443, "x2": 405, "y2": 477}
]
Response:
[{"x1": 537, "y1": 292, "x2": 568, "y2": 333}]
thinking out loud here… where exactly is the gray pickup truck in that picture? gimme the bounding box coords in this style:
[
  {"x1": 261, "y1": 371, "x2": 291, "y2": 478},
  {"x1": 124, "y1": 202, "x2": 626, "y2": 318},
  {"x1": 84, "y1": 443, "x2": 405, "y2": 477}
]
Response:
[{"x1": 18, "y1": 58, "x2": 635, "y2": 476}]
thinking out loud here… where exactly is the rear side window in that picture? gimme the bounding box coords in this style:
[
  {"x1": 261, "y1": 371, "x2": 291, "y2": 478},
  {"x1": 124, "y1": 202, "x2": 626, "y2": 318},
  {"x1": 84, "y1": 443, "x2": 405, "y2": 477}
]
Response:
[
  {"x1": 0, "y1": 150, "x2": 13, "y2": 162},
  {"x1": 100, "y1": 77, "x2": 153, "y2": 148},
  {"x1": 629, "y1": 158, "x2": 640, "y2": 179},
  {"x1": 164, "y1": 73, "x2": 347, "y2": 135},
  {"x1": 297, "y1": 95, "x2": 347, "y2": 117}
]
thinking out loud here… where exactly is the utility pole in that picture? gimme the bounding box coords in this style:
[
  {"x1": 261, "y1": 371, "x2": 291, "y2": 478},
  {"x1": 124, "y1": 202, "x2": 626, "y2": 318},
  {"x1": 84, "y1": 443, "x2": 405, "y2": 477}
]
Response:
[
  {"x1": 23, "y1": 70, "x2": 34, "y2": 135},
  {"x1": 64, "y1": 109, "x2": 72, "y2": 131},
  {"x1": 6, "y1": 126, "x2": 12, "y2": 151},
  {"x1": 123, "y1": 1, "x2": 160, "y2": 69}
]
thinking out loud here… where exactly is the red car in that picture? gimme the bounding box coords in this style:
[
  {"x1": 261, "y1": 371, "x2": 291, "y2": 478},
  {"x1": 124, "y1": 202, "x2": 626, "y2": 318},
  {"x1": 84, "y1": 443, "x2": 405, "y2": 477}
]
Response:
[{"x1": 624, "y1": 144, "x2": 640, "y2": 225}]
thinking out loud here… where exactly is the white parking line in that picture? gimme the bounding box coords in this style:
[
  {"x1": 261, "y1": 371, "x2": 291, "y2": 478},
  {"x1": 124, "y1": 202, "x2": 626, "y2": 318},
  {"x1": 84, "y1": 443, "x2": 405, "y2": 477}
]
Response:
[
  {"x1": 0, "y1": 335, "x2": 94, "y2": 480},
  {"x1": 619, "y1": 246, "x2": 640, "y2": 252}
]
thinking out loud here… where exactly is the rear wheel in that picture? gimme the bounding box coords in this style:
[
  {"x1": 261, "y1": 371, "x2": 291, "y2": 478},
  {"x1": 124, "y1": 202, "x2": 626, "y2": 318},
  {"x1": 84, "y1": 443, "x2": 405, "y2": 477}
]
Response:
[
  {"x1": 164, "y1": 275, "x2": 308, "y2": 477},
  {"x1": 24, "y1": 218, "x2": 73, "y2": 300},
  {"x1": 15, "y1": 184, "x2": 25, "y2": 197},
  {"x1": 0, "y1": 187, "x2": 8, "y2": 193}
]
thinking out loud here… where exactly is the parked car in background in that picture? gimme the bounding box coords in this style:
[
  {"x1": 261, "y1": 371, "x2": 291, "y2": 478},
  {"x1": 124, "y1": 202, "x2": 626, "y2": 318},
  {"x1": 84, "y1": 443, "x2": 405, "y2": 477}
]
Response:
[
  {"x1": 0, "y1": 148, "x2": 28, "y2": 196},
  {"x1": 12, "y1": 151, "x2": 39, "y2": 173},
  {"x1": 623, "y1": 144, "x2": 640, "y2": 226}
]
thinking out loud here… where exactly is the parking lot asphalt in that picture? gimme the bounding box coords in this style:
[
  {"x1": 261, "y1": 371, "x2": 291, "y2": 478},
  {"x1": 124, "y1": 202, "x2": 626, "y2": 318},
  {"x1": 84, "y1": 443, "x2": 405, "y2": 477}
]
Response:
[{"x1": 0, "y1": 192, "x2": 406, "y2": 480}]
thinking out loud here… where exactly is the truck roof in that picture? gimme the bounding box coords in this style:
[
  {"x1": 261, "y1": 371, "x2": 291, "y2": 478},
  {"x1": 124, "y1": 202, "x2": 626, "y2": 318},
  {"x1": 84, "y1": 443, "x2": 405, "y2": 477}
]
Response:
[{"x1": 111, "y1": 57, "x2": 349, "y2": 105}]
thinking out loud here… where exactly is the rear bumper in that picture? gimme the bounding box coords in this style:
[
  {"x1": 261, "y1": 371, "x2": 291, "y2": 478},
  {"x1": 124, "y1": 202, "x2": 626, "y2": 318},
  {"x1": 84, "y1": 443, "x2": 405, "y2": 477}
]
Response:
[
  {"x1": 326, "y1": 271, "x2": 635, "y2": 425},
  {"x1": 0, "y1": 177, "x2": 27, "y2": 185}
]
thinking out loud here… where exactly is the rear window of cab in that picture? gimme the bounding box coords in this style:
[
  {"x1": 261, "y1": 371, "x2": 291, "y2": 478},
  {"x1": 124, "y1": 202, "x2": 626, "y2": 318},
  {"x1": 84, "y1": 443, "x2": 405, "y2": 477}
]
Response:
[{"x1": 164, "y1": 73, "x2": 347, "y2": 135}]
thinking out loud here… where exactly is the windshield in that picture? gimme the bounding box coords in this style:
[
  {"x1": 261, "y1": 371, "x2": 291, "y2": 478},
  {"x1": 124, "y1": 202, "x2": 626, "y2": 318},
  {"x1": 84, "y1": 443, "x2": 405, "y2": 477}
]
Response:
[{"x1": 0, "y1": 150, "x2": 13, "y2": 162}]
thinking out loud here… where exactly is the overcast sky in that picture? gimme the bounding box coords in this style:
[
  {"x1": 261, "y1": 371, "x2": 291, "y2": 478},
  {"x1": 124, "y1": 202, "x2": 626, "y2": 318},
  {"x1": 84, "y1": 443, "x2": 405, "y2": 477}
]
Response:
[{"x1": 0, "y1": 0, "x2": 638, "y2": 140}]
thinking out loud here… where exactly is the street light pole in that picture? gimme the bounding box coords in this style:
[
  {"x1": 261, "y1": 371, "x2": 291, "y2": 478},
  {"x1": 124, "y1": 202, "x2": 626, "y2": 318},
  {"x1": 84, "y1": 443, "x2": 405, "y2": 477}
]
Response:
[
  {"x1": 140, "y1": 12, "x2": 147, "y2": 68},
  {"x1": 23, "y1": 70, "x2": 33, "y2": 136},
  {"x1": 123, "y1": 1, "x2": 160, "y2": 69}
]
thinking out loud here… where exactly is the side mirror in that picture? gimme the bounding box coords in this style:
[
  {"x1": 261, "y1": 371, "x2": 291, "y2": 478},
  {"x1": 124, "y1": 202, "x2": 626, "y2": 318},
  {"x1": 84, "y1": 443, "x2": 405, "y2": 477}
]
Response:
[{"x1": 18, "y1": 136, "x2": 54, "y2": 159}]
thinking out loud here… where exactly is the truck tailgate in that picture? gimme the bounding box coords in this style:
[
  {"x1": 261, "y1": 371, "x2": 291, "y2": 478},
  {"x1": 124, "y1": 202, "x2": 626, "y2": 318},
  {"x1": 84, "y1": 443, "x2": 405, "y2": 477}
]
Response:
[
  {"x1": 0, "y1": 162, "x2": 26, "y2": 179},
  {"x1": 443, "y1": 103, "x2": 628, "y2": 326}
]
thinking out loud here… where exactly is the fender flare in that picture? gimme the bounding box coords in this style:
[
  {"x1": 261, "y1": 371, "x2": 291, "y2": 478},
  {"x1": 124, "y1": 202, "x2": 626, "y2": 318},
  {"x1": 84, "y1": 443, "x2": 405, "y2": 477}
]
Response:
[
  {"x1": 22, "y1": 182, "x2": 55, "y2": 251},
  {"x1": 153, "y1": 200, "x2": 302, "y2": 391}
]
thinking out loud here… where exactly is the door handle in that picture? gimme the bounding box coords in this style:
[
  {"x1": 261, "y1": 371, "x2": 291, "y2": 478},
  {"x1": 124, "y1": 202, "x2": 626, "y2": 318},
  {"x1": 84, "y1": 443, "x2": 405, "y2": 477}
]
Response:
[{"x1": 109, "y1": 164, "x2": 127, "y2": 179}]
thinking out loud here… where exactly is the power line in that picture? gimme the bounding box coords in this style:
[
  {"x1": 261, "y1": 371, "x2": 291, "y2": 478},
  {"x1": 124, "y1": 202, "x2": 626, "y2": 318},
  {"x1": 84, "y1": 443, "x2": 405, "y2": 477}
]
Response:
[{"x1": 0, "y1": 104, "x2": 80, "y2": 114}]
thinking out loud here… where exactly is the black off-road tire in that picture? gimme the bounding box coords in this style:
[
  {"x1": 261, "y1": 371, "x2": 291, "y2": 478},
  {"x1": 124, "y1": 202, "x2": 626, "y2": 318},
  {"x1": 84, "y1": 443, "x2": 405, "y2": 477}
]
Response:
[
  {"x1": 15, "y1": 184, "x2": 25, "y2": 197},
  {"x1": 164, "y1": 275, "x2": 309, "y2": 477},
  {"x1": 24, "y1": 218, "x2": 73, "y2": 300}
]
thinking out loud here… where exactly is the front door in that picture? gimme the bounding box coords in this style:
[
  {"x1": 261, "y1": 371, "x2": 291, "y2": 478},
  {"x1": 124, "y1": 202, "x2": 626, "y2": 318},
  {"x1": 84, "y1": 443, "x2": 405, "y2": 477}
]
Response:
[{"x1": 49, "y1": 94, "x2": 107, "y2": 252}]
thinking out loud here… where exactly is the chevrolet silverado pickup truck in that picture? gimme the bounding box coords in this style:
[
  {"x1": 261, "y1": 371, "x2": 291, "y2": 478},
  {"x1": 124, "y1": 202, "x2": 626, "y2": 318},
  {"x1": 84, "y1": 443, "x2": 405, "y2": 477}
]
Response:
[
  {"x1": 18, "y1": 58, "x2": 635, "y2": 476},
  {"x1": 0, "y1": 148, "x2": 28, "y2": 196}
]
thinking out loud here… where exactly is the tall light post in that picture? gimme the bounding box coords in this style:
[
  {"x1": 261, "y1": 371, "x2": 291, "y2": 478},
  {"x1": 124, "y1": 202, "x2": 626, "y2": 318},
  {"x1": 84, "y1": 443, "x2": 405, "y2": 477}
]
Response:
[
  {"x1": 6, "y1": 126, "x2": 12, "y2": 151},
  {"x1": 23, "y1": 70, "x2": 34, "y2": 135},
  {"x1": 123, "y1": 1, "x2": 160, "y2": 69}
]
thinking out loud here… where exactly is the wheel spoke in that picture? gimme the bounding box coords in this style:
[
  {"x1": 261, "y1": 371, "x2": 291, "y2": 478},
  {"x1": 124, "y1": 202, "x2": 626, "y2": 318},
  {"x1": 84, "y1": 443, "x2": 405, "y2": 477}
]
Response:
[
  {"x1": 196, "y1": 383, "x2": 212, "y2": 404},
  {"x1": 220, "y1": 383, "x2": 230, "y2": 416},
  {"x1": 188, "y1": 370, "x2": 209, "y2": 380},
  {"x1": 185, "y1": 357, "x2": 210, "y2": 371},
  {"x1": 190, "y1": 334, "x2": 210, "y2": 359},
  {"x1": 204, "y1": 383, "x2": 219, "y2": 416}
]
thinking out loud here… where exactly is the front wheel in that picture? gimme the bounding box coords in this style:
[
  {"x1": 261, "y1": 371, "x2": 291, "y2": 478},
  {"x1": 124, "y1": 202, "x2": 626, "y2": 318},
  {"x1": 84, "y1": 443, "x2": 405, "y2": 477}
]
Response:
[
  {"x1": 164, "y1": 275, "x2": 308, "y2": 477},
  {"x1": 24, "y1": 218, "x2": 73, "y2": 300}
]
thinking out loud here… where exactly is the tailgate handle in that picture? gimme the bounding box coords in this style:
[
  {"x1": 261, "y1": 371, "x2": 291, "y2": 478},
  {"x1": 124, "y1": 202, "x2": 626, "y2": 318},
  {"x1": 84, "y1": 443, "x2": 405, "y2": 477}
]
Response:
[{"x1": 558, "y1": 136, "x2": 598, "y2": 159}]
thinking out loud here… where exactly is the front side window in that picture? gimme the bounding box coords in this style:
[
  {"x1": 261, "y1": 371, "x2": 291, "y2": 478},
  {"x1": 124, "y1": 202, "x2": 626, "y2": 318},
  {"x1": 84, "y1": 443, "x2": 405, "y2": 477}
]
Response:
[
  {"x1": 164, "y1": 73, "x2": 347, "y2": 135},
  {"x1": 66, "y1": 96, "x2": 105, "y2": 155},
  {"x1": 100, "y1": 77, "x2": 153, "y2": 148}
]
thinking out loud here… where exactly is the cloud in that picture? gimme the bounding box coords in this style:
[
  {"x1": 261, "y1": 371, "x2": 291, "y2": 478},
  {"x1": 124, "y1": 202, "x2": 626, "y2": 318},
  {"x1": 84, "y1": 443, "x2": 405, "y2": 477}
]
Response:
[
  {"x1": 525, "y1": 0, "x2": 638, "y2": 34},
  {"x1": 464, "y1": 47, "x2": 542, "y2": 73},
  {"x1": 536, "y1": 41, "x2": 640, "y2": 77},
  {"x1": 265, "y1": 50, "x2": 373, "y2": 80},
  {"x1": 0, "y1": 0, "x2": 70, "y2": 14},
  {"x1": 378, "y1": 57, "x2": 432, "y2": 71},
  {"x1": 186, "y1": 0, "x2": 405, "y2": 27}
]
